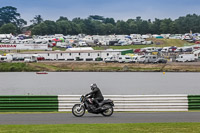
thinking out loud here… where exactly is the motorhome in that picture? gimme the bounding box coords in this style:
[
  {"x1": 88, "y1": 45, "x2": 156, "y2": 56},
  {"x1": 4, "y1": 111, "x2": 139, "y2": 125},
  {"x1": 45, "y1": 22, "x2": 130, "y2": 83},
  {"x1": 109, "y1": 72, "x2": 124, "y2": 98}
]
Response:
[{"x1": 176, "y1": 54, "x2": 197, "y2": 62}]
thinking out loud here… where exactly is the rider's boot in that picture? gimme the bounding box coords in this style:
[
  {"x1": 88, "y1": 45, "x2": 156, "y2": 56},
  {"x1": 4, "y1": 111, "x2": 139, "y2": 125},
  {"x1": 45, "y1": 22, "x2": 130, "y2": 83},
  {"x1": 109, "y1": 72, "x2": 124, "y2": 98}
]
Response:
[{"x1": 95, "y1": 102, "x2": 101, "y2": 111}]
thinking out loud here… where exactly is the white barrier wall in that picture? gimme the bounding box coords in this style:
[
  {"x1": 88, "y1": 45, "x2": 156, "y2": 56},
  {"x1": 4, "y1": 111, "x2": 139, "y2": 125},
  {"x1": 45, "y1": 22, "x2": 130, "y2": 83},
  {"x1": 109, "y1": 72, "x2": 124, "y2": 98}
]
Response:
[
  {"x1": 0, "y1": 44, "x2": 48, "y2": 50},
  {"x1": 58, "y1": 95, "x2": 188, "y2": 112}
]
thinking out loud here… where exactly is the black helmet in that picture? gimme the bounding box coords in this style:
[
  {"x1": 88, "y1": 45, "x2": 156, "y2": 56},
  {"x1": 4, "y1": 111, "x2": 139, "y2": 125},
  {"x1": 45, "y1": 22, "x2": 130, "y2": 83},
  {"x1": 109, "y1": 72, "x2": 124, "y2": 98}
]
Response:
[{"x1": 90, "y1": 83, "x2": 97, "y2": 90}]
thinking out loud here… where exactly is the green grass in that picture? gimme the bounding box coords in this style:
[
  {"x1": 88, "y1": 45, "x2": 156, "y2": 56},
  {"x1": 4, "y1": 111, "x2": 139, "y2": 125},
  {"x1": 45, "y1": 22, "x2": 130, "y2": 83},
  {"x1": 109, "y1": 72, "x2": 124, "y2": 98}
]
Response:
[
  {"x1": 0, "y1": 62, "x2": 36, "y2": 72},
  {"x1": 93, "y1": 45, "x2": 154, "y2": 50},
  {"x1": 0, "y1": 123, "x2": 200, "y2": 133},
  {"x1": 52, "y1": 47, "x2": 66, "y2": 51},
  {"x1": 93, "y1": 39, "x2": 194, "y2": 50}
]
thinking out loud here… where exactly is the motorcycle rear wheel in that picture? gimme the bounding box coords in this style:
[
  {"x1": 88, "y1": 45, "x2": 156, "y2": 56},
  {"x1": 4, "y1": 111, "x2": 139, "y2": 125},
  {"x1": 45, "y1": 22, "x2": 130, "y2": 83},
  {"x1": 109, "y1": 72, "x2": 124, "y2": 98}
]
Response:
[
  {"x1": 72, "y1": 104, "x2": 85, "y2": 117},
  {"x1": 101, "y1": 104, "x2": 113, "y2": 117}
]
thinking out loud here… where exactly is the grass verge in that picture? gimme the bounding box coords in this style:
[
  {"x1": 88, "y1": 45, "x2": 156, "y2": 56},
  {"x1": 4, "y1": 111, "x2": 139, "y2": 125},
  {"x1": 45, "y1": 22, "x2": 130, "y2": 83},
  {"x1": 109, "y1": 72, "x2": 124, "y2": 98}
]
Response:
[
  {"x1": 1, "y1": 62, "x2": 200, "y2": 72},
  {"x1": 0, "y1": 123, "x2": 200, "y2": 133},
  {"x1": 93, "y1": 39, "x2": 194, "y2": 50},
  {"x1": 0, "y1": 62, "x2": 36, "y2": 72}
]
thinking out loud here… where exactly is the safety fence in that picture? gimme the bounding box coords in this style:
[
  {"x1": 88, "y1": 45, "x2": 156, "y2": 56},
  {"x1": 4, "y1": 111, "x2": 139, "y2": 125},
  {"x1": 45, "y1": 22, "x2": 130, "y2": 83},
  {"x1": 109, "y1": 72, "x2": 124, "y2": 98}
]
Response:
[
  {"x1": 58, "y1": 95, "x2": 188, "y2": 112},
  {"x1": 0, "y1": 95, "x2": 58, "y2": 112},
  {"x1": 0, "y1": 95, "x2": 199, "y2": 112},
  {"x1": 188, "y1": 95, "x2": 200, "y2": 110}
]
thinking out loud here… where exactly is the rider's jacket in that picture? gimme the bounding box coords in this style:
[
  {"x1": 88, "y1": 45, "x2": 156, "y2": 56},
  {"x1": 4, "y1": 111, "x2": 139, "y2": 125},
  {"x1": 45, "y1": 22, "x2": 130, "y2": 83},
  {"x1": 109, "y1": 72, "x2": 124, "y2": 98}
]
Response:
[{"x1": 88, "y1": 87, "x2": 104, "y2": 100}]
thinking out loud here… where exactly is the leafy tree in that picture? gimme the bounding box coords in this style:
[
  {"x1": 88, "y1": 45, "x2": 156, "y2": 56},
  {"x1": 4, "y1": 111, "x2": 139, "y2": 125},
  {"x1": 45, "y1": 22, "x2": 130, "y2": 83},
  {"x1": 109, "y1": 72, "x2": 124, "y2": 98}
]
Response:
[
  {"x1": 56, "y1": 16, "x2": 68, "y2": 22},
  {"x1": 0, "y1": 23, "x2": 17, "y2": 34},
  {"x1": 152, "y1": 18, "x2": 161, "y2": 34},
  {"x1": 0, "y1": 6, "x2": 20, "y2": 26},
  {"x1": 43, "y1": 20, "x2": 57, "y2": 35},
  {"x1": 28, "y1": 13, "x2": 200, "y2": 35},
  {"x1": 0, "y1": 6, "x2": 26, "y2": 33},
  {"x1": 126, "y1": 19, "x2": 138, "y2": 34},
  {"x1": 82, "y1": 18, "x2": 95, "y2": 34},
  {"x1": 104, "y1": 23, "x2": 115, "y2": 35},
  {"x1": 169, "y1": 21, "x2": 178, "y2": 34},
  {"x1": 70, "y1": 22, "x2": 81, "y2": 35},
  {"x1": 56, "y1": 20, "x2": 72, "y2": 35},
  {"x1": 103, "y1": 18, "x2": 115, "y2": 25},
  {"x1": 16, "y1": 18, "x2": 27, "y2": 33},
  {"x1": 31, "y1": 23, "x2": 48, "y2": 35},
  {"x1": 140, "y1": 20, "x2": 150, "y2": 34},
  {"x1": 30, "y1": 15, "x2": 43, "y2": 25},
  {"x1": 116, "y1": 20, "x2": 129, "y2": 34},
  {"x1": 160, "y1": 18, "x2": 172, "y2": 34},
  {"x1": 89, "y1": 15, "x2": 104, "y2": 21}
]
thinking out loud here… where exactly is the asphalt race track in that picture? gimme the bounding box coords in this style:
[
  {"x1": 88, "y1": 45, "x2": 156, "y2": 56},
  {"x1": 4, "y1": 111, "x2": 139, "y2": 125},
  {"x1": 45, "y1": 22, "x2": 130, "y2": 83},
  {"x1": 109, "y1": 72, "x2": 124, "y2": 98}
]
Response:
[{"x1": 0, "y1": 112, "x2": 200, "y2": 125}]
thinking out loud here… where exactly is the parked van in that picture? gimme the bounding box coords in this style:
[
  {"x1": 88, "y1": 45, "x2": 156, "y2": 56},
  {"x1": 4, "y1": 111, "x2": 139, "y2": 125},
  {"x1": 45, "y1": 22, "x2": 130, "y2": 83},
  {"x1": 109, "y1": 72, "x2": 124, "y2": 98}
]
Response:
[
  {"x1": 137, "y1": 55, "x2": 146, "y2": 63},
  {"x1": 144, "y1": 55, "x2": 158, "y2": 63},
  {"x1": 0, "y1": 55, "x2": 7, "y2": 62},
  {"x1": 105, "y1": 56, "x2": 118, "y2": 63},
  {"x1": 176, "y1": 54, "x2": 197, "y2": 62},
  {"x1": 118, "y1": 55, "x2": 133, "y2": 63},
  {"x1": 24, "y1": 55, "x2": 38, "y2": 63},
  {"x1": 0, "y1": 54, "x2": 13, "y2": 62},
  {"x1": 132, "y1": 56, "x2": 139, "y2": 63}
]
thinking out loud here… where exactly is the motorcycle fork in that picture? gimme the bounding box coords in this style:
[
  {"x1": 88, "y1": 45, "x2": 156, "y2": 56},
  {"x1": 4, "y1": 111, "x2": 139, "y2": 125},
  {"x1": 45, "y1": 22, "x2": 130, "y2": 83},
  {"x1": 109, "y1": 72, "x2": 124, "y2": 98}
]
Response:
[{"x1": 77, "y1": 103, "x2": 84, "y2": 112}]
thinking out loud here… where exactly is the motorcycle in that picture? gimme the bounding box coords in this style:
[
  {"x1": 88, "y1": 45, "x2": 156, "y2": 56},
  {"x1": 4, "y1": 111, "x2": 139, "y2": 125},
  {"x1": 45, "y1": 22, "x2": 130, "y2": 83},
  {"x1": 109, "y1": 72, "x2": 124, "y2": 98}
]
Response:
[{"x1": 72, "y1": 95, "x2": 114, "y2": 117}]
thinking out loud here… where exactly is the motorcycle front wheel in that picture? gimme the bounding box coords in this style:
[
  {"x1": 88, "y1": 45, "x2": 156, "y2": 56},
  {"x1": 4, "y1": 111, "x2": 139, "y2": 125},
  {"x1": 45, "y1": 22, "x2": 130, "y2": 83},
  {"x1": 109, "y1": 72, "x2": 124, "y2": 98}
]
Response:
[
  {"x1": 101, "y1": 104, "x2": 113, "y2": 117},
  {"x1": 72, "y1": 104, "x2": 85, "y2": 117}
]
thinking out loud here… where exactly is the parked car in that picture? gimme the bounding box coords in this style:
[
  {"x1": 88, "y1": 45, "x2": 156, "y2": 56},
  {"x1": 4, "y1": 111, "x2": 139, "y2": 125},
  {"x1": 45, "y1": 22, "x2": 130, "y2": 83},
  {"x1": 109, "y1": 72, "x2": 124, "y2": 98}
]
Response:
[
  {"x1": 182, "y1": 47, "x2": 193, "y2": 52},
  {"x1": 139, "y1": 49, "x2": 146, "y2": 53},
  {"x1": 174, "y1": 47, "x2": 183, "y2": 52},
  {"x1": 154, "y1": 58, "x2": 167, "y2": 63},
  {"x1": 134, "y1": 49, "x2": 141, "y2": 53},
  {"x1": 37, "y1": 57, "x2": 45, "y2": 61},
  {"x1": 169, "y1": 46, "x2": 177, "y2": 52},
  {"x1": 144, "y1": 47, "x2": 157, "y2": 52},
  {"x1": 161, "y1": 47, "x2": 170, "y2": 52},
  {"x1": 155, "y1": 48, "x2": 162, "y2": 52}
]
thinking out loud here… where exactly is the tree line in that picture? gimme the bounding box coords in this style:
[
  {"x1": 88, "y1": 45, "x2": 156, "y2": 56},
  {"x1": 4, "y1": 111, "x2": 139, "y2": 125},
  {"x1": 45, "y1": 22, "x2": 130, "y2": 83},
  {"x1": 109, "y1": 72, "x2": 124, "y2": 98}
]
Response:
[{"x1": 0, "y1": 6, "x2": 200, "y2": 35}]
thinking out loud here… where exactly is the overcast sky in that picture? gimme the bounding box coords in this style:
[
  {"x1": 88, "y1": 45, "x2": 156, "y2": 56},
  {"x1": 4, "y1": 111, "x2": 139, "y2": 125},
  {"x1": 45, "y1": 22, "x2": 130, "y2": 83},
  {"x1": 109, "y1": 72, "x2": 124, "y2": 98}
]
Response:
[{"x1": 1, "y1": 0, "x2": 200, "y2": 24}]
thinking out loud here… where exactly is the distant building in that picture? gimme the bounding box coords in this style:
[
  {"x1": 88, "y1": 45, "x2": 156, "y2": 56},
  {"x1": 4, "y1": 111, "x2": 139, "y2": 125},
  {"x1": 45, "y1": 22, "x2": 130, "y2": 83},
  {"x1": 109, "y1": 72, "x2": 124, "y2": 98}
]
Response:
[
  {"x1": 12, "y1": 49, "x2": 133, "y2": 61},
  {"x1": 24, "y1": 30, "x2": 32, "y2": 36}
]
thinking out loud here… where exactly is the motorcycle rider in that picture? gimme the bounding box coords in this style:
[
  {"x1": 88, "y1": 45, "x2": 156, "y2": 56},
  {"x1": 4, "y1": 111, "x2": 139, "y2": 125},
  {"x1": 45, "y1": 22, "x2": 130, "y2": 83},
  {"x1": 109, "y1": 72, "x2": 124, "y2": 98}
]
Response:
[{"x1": 85, "y1": 83, "x2": 104, "y2": 108}]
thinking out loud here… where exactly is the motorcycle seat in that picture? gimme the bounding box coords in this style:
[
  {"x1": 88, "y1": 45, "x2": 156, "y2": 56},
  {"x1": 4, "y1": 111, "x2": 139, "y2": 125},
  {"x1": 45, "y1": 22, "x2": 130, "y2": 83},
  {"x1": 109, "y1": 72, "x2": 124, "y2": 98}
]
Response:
[{"x1": 99, "y1": 99, "x2": 112, "y2": 106}]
